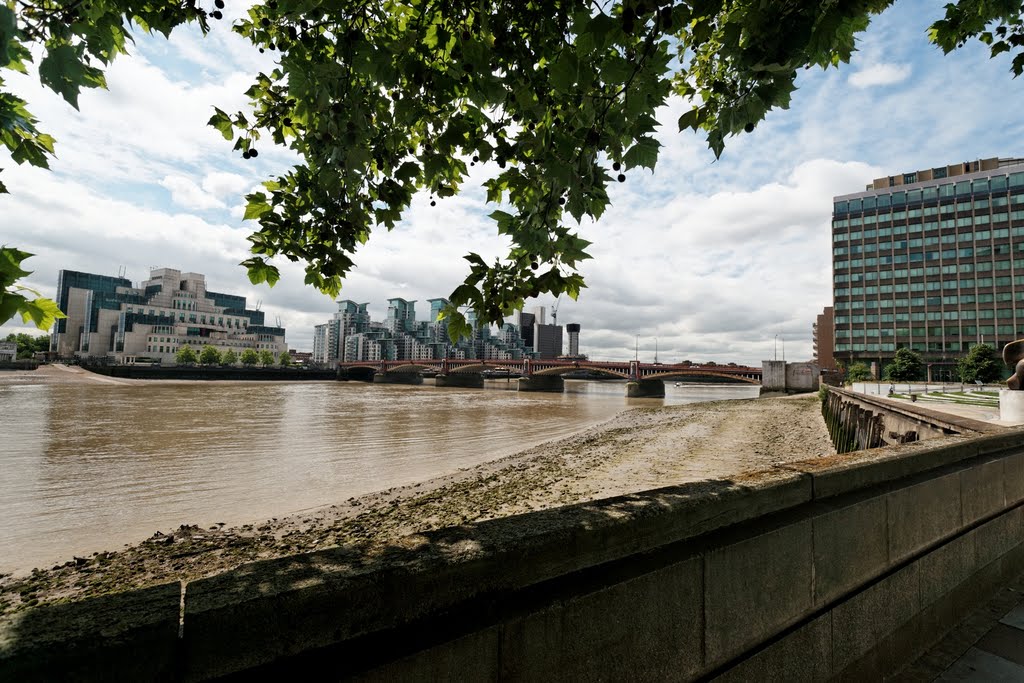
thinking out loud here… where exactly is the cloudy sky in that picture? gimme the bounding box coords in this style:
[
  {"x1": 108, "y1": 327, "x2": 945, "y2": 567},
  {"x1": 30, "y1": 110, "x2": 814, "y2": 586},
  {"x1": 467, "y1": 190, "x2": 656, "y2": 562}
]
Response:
[{"x1": 3, "y1": 1, "x2": 1024, "y2": 365}]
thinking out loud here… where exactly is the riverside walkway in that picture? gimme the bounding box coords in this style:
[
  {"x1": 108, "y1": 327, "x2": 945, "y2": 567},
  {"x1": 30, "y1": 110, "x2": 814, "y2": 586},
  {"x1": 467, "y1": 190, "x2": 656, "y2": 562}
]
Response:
[{"x1": 902, "y1": 571, "x2": 1024, "y2": 680}]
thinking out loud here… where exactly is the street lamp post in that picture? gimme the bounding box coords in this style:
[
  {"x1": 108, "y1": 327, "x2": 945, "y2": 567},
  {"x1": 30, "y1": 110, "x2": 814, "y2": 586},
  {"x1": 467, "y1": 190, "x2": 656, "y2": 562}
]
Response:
[
  {"x1": 774, "y1": 334, "x2": 778, "y2": 361},
  {"x1": 654, "y1": 337, "x2": 659, "y2": 364},
  {"x1": 635, "y1": 335, "x2": 639, "y2": 361}
]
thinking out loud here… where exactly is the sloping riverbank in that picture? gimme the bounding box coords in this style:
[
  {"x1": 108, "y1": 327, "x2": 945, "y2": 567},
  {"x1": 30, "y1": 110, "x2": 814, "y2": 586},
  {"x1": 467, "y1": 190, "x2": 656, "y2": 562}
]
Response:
[{"x1": 0, "y1": 394, "x2": 833, "y2": 614}]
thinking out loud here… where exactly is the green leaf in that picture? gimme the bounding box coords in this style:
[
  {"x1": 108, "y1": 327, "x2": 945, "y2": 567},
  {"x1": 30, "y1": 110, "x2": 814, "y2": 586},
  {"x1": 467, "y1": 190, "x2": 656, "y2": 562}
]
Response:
[
  {"x1": 207, "y1": 107, "x2": 234, "y2": 140},
  {"x1": 19, "y1": 297, "x2": 65, "y2": 329},
  {"x1": 0, "y1": 6, "x2": 15, "y2": 67},
  {"x1": 243, "y1": 193, "x2": 272, "y2": 220},
  {"x1": 0, "y1": 292, "x2": 24, "y2": 325},
  {"x1": 0, "y1": 246, "x2": 33, "y2": 286},
  {"x1": 39, "y1": 44, "x2": 106, "y2": 110},
  {"x1": 622, "y1": 137, "x2": 661, "y2": 171},
  {"x1": 242, "y1": 257, "x2": 280, "y2": 287},
  {"x1": 550, "y1": 52, "x2": 578, "y2": 92}
]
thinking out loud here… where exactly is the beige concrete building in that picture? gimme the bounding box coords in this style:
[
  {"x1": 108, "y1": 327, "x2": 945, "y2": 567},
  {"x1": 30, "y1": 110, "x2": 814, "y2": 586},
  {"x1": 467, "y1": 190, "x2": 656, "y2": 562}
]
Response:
[{"x1": 51, "y1": 267, "x2": 286, "y2": 363}]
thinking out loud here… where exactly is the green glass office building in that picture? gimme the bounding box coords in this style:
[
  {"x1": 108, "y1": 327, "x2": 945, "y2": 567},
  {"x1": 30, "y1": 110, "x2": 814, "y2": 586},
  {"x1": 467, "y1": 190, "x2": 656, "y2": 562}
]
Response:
[{"x1": 832, "y1": 157, "x2": 1024, "y2": 379}]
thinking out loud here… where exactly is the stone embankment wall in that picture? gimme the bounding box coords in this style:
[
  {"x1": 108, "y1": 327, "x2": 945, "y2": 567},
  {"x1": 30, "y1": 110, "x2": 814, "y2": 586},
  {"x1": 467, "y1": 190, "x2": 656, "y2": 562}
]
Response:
[
  {"x1": 3, "y1": 429, "x2": 1024, "y2": 681},
  {"x1": 821, "y1": 386, "x2": 998, "y2": 453},
  {"x1": 83, "y1": 365, "x2": 338, "y2": 381}
]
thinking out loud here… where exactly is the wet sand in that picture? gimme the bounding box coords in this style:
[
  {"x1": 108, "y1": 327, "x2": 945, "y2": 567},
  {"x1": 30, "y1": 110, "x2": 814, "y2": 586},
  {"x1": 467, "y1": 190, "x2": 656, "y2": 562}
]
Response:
[{"x1": 0, "y1": 391, "x2": 833, "y2": 614}]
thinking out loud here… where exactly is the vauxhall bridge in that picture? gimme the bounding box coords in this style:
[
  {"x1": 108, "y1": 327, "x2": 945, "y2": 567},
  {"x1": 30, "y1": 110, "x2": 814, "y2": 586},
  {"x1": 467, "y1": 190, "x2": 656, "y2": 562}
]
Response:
[{"x1": 336, "y1": 358, "x2": 762, "y2": 397}]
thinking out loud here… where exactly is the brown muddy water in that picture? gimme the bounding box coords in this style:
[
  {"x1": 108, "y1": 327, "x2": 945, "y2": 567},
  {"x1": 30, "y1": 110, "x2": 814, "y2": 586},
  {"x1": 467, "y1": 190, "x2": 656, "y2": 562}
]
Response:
[{"x1": 0, "y1": 380, "x2": 758, "y2": 573}]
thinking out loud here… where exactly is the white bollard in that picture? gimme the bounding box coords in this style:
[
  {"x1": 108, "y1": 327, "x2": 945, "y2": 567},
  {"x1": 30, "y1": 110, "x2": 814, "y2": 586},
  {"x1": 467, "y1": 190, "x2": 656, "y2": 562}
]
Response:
[{"x1": 999, "y1": 389, "x2": 1024, "y2": 423}]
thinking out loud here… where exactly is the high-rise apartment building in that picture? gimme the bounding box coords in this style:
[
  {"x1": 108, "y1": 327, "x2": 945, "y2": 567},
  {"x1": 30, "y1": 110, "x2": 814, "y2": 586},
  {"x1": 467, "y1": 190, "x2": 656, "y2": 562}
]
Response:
[
  {"x1": 312, "y1": 300, "x2": 371, "y2": 364},
  {"x1": 832, "y1": 157, "x2": 1024, "y2": 377},
  {"x1": 566, "y1": 323, "x2": 581, "y2": 357},
  {"x1": 812, "y1": 308, "x2": 835, "y2": 370},
  {"x1": 534, "y1": 323, "x2": 563, "y2": 359}
]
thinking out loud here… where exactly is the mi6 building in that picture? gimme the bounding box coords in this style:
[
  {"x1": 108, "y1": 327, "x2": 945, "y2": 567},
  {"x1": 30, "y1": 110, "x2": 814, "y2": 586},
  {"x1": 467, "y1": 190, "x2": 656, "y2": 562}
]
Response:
[
  {"x1": 832, "y1": 157, "x2": 1024, "y2": 378},
  {"x1": 51, "y1": 267, "x2": 287, "y2": 363}
]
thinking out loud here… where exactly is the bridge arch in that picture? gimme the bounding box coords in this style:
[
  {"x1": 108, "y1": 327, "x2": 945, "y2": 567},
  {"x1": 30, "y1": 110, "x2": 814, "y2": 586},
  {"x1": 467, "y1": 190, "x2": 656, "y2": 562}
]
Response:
[
  {"x1": 642, "y1": 370, "x2": 760, "y2": 385},
  {"x1": 531, "y1": 366, "x2": 630, "y2": 379}
]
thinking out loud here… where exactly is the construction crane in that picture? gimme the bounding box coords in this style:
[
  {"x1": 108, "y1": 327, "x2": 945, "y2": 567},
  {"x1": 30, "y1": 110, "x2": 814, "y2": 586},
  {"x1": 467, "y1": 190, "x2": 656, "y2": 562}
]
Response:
[{"x1": 551, "y1": 297, "x2": 561, "y2": 326}]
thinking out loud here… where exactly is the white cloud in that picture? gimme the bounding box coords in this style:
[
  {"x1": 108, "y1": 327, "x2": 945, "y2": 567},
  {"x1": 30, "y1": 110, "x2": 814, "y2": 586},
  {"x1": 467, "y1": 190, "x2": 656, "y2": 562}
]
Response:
[
  {"x1": 160, "y1": 174, "x2": 226, "y2": 210},
  {"x1": 848, "y1": 62, "x2": 912, "y2": 88},
  {"x1": 202, "y1": 171, "x2": 251, "y2": 198}
]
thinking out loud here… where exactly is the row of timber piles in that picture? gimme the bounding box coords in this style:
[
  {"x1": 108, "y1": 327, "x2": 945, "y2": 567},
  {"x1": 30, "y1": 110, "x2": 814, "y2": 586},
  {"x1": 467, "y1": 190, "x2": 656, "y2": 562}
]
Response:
[{"x1": 821, "y1": 389, "x2": 886, "y2": 453}]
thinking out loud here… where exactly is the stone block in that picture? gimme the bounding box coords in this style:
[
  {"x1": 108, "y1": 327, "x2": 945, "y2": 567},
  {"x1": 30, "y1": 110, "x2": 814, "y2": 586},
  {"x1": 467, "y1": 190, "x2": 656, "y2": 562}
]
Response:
[
  {"x1": 812, "y1": 495, "x2": 888, "y2": 606},
  {"x1": 626, "y1": 379, "x2": 664, "y2": 398},
  {"x1": 791, "y1": 438, "x2": 979, "y2": 501},
  {"x1": 355, "y1": 626, "x2": 501, "y2": 683},
  {"x1": 704, "y1": 520, "x2": 813, "y2": 668},
  {"x1": 434, "y1": 373, "x2": 484, "y2": 388},
  {"x1": 517, "y1": 375, "x2": 564, "y2": 392},
  {"x1": 716, "y1": 612, "x2": 832, "y2": 683},
  {"x1": 918, "y1": 532, "x2": 977, "y2": 608},
  {"x1": 887, "y1": 471, "x2": 962, "y2": 564},
  {"x1": 973, "y1": 506, "x2": 1024, "y2": 568},
  {"x1": 1005, "y1": 452, "x2": 1024, "y2": 505},
  {"x1": 500, "y1": 556, "x2": 704, "y2": 681},
  {"x1": 0, "y1": 581, "x2": 181, "y2": 682},
  {"x1": 961, "y1": 458, "x2": 1006, "y2": 526},
  {"x1": 831, "y1": 563, "x2": 920, "y2": 674}
]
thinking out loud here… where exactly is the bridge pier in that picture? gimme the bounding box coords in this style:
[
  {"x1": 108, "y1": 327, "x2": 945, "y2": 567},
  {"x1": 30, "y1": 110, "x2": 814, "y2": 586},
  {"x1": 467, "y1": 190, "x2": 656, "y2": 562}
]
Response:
[
  {"x1": 518, "y1": 375, "x2": 564, "y2": 392},
  {"x1": 626, "y1": 379, "x2": 665, "y2": 398},
  {"x1": 372, "y1": 372, "x2": 424, "y2": 385},
  {"x1": 434, "y1": 373, "x2": 484, "y2": 389}
]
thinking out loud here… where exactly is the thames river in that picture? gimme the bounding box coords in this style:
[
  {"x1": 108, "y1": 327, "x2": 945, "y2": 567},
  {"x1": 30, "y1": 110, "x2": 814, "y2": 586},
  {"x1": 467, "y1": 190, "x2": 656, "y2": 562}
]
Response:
[{"x1": 0, "y1": 379, "x2": 758, "y2": 573}]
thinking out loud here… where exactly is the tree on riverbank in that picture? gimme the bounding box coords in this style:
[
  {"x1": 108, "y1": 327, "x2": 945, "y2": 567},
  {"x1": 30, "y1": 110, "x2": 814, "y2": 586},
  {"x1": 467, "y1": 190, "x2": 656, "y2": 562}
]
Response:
[
  {"x1": 258, "y1": 349, "x2": 275, "y2": 367},
  {"x1": 278, "y1": 350, "x2": 291, "y2": 367},
  {"x1": 199, "y1": 345, "x2": 222, "y2": 366},
  {"x1": 222, "y1": 349, "x2": 238, "y2": 366},
  {"x1": 883, "y1": 348, "x2": 925, "y2": 382},
  {"x1": 176, "y1": 345, "x2": 198, "y2": 365},
  {"x1": 240, "y1": 348, "x2": 259, "y2": 366},
  {"x1": 4, "y1": 1, "x2": 1024, "y2": 333},
  {"x1": 846, "y1": 362, "x2": 873, "y2": 383},
  {"x1": 956, "y1": 344, "x2": 1003, "y2": 384},
  {"x1": 4, "y1": 331, "x2": 48, "y2": 359}
]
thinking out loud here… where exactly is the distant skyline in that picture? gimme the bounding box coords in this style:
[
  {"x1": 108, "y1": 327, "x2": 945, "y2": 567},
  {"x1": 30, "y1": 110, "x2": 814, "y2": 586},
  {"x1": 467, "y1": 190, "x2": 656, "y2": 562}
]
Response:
[{"x1": 4, "y1": 1, "x2": 1024, "y2": 364}]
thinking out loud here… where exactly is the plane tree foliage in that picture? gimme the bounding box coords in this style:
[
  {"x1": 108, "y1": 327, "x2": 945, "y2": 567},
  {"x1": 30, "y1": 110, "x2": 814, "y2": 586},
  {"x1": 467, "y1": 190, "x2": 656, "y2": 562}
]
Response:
[
  {"x1": 883, "y1": 347, "x2": 924, "y2": 382},
  {"x1": 956, "y1": 342, "x2": 1003, "y2": 384},
  {"x1": 3, "y1": 0, "x2": 1024, "y2": 336}
]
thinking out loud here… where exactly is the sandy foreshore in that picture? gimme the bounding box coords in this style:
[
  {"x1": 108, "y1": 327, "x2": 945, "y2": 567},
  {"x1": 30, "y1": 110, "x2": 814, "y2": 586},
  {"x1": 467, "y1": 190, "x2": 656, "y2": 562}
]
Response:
[{"x1": 0, "y1": 390, "x2": 833, "y2": 614}]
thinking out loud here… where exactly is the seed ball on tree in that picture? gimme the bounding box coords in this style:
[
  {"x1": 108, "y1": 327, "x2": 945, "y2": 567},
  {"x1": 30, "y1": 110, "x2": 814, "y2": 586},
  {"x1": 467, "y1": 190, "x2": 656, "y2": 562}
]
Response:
[
  {"x1": 215, "y1": 0, "x2": 224, "y2": 7},
  {"x1": 617, "y1": 173, "x2": 626, "y2": 183},
  {"x1": 613, "y1": 161, "x2": 621, "y2": 171},
  {"x1": 744, "y1": 122, "x2": 755, "y2": 133},
  {"x1": 249, "y1": 148, "x2": 259, "y2": 158}
]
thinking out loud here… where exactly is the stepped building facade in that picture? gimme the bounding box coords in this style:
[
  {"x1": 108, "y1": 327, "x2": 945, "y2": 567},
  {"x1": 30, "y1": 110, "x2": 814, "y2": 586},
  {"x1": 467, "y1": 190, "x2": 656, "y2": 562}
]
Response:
[{"x1": 51, "y1": 268, "x2": 287, "y2": 363}]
